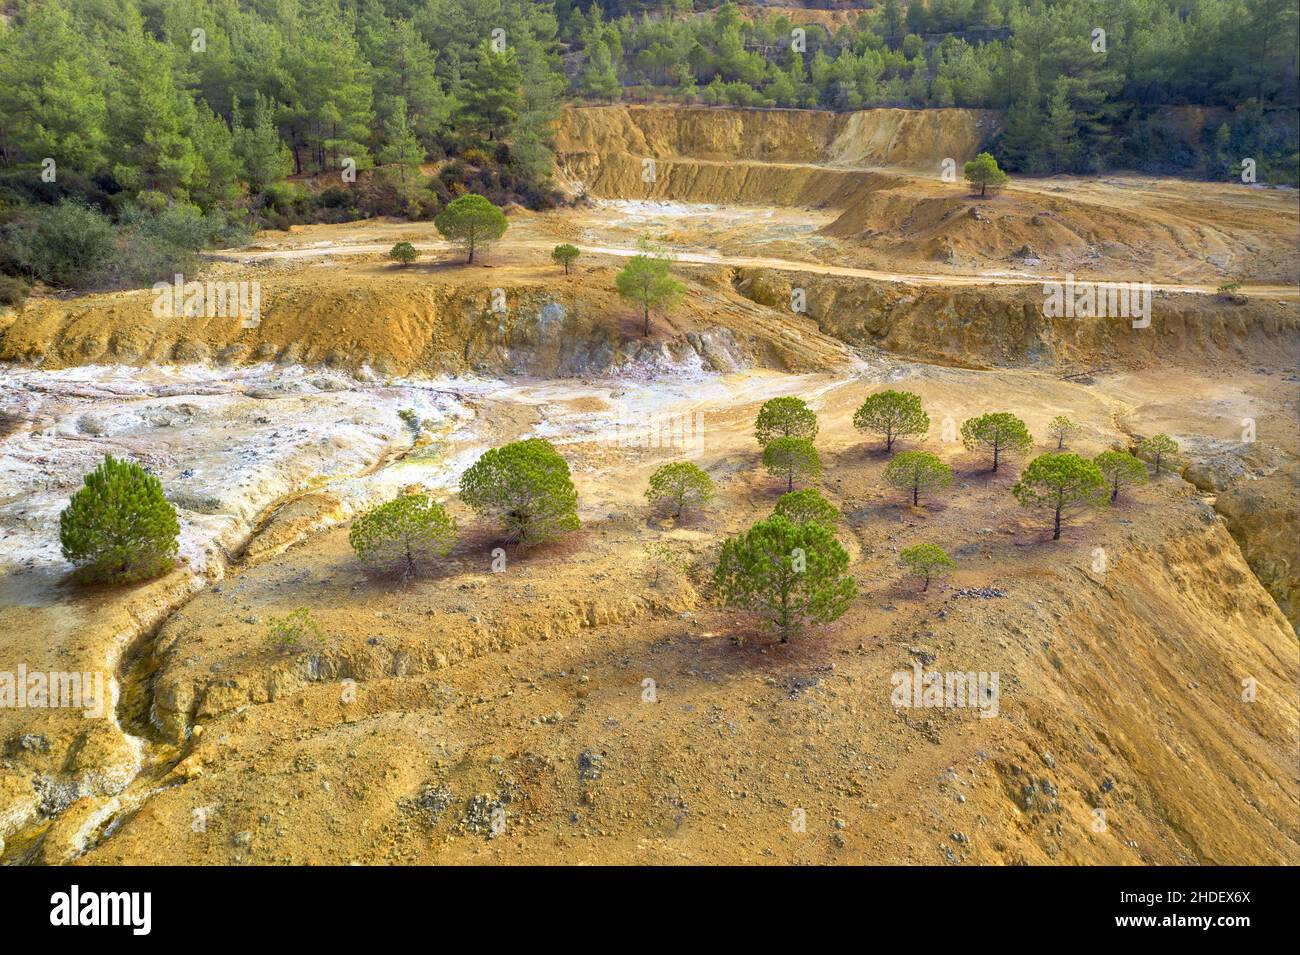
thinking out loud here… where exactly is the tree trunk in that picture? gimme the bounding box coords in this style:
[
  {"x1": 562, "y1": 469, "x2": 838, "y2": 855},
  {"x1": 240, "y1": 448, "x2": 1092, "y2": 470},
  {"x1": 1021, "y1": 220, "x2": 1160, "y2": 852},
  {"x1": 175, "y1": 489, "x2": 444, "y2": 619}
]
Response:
[
  {"x1": 1111, "y1": 479, "x2": 1119, "y2": 503},
  {"x1": 1053, "y1": 503, "x2": 1062, "y2": 540},
  {"x1": 467, "y1": 239, "x2": 475, "y2": 265},
  {"x1": 643, "y1": 302, "x2": 650, "y2": 337},
  {"x1": 1057, "y1": 435, "x2": 1064, "y2": 450},
  {"x1": 913, "y1": 482, "x2": 919, "y2": 506},
  {"x1": 980, "y1": 181, "x2": 987, "y2": 197},
  {"x1": 922, "y1": 572, "x2": 930, "y2": 592},
  {"x1": 992, "y1": 441, "x2": 1000, "y2": 472},
  {"x1": 787, "y1": 471, "x2": 794, "y2": 493}
]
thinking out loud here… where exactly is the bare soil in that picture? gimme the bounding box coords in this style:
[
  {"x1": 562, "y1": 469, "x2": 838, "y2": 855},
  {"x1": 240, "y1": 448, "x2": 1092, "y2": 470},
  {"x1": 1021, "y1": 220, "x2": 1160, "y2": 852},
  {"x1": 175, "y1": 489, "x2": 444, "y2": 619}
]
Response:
[{"x1": 1, "y1": 105, "x2": 1297, "y2": 866}]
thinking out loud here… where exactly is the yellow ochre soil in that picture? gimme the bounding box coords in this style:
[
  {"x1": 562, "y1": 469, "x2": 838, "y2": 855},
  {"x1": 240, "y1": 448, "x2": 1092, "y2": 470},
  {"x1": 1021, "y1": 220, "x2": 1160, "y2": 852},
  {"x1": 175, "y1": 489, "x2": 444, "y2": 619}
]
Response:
[{"x1": 1, "y1": 104, "x2": 1297, "y2": 866}]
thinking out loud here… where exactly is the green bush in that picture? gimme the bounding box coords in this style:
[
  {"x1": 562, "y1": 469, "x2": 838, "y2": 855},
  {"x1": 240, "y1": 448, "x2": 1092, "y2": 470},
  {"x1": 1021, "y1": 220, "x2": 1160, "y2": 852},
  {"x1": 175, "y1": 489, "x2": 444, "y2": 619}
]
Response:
[
  {"x1": 762, "y1": 436, "x2": 821, "y2": 492},
  {"x1": 389, "y1": 241, "x2": 419, "y2": 266},
  {"x1": 1094, "y1": 450, "x2": 1149, "y2": 502},
  {"x1": 644, "y1": 541, "x2": 689, "y2": 587},
  {"x1": 713, "y1": 515, "x2": 855, "y2": 643},
  {"x1": 3, "y1": 199, "x2": 114, "y2": 288},
  {"x1": 884, "y1": 450, "x2": 953, "y2": 506},
  {"x1": 459, "y1": 438, "x2": 579, "y2": 546},
  {"x1": 853, "y1": 390, "x2": 929, "y2": 453},
  {"x1": 1012, "y1": 452, "x2": 1108, "y2": 540},
  {"x1": 899, "y1": 543, "x2": 955, "y2": 592},
  {"x1": 349, "y1": 494, "x2": 457, "y2": 579},
  {"x1": 772, "y1": 488, "x2": 838, "y2": 528},
  {"x1": 59, "y1": 454, "x2": 180, "y2": 584},
  {"x1": 754, "y1": 396, "x2": 818, "y2": 446},
  {"x1": 960, "y1": 412, "x2": 1033, "y2": 472},
  {"x1": 266, "y1": 607, "x2": 324, "y2": 656},
  {"x1": 645, "y1": 461, "x2": 714, "y2": 518},
  {"x1": 0, "y1": 273, "x2": 30, "y2": 307}
]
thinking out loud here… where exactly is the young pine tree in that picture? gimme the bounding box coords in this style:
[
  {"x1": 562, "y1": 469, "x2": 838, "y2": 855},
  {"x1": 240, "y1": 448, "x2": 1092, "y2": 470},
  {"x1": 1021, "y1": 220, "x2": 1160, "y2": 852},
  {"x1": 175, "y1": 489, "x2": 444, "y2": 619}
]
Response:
[
  {"x1": 59, "y1": 455, "x2": 180, "y2": 584},
  {"x1": 713, "y1": 515, "x2": 855, "y2": 643}
]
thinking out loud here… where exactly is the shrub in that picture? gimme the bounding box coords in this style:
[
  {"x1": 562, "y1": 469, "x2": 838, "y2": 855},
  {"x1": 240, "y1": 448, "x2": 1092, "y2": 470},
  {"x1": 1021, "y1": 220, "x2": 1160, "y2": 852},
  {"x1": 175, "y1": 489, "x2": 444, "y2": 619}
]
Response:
[
  {"x1": 1047, "y1": 415, "x2": 1080, "y2": 450},
  {"x1": 0, "y1": 273, "x2": 30, "y2": 307},
  {"x1": 266, "y1": 607, "x2": 324, "y2": 656},
  {"x1": 762, "y1": 436, "x2": 821, "y2": 492},
  {"x1": 1012, "y1": 452, "x2": 1108, "y2": 540},
  {"x1": 899, "y1": 543, "x2": 955, "y2": 592},
  {"x1": 389, "y1": 241, "x2": 418, "y2": 266},
  {"x1": 459, "y1": 438, "x2": 579, "y2": 545},
  {"x1": 713, "y1": 515, "x2": 855, "y2": 643},
  {"x1": 884, "y1": 450, "x2": 954, "y2": 505},
  {"x1": 1136, "y1": 434, "x2": 1181, "y2": 476},
  {"x1": 754, "y1": 396, "x2": 818, "y2": 446},
  {"x1": 3, "y1": 199, "x2": 114, "y2": 288},
  {"x1": 853, "y1": 390, "x2": 929, "y2": 453},
  {"x1": 645, "y1": 461, "x2": 714, "y2": 518},
  {"x1": 434, "y1": 192, "x2": 507, "y2": 264},
  {"x1": 551, "y1": 243, "x2": 580, "y2": 275},
  {"x1": 773, "y1": 487, "x2": 839, "y2": 528},
  {"x1": 1094, "y1": 450, "x2": 1149, "y2": 502},
  {"x1": 59, "y1": 454, "x2": 179, "y2": 583},
  {"x1": 961, "y1": 412, "x2": 1033, "y2": 472},
  {"x1": 644, "y1": 541, "x2": 689, "y2": 586},
  {"x1": 349, "y1": 494, "x2": 457, "y2": 579}
]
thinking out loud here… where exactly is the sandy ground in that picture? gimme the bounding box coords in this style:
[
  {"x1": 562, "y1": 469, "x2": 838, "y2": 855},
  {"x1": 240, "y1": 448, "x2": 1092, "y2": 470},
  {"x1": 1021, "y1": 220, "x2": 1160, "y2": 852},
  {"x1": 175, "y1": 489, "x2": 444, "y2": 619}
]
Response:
[{"x1": 214, "y1": 202, "x2": 1300, "y2": 301}]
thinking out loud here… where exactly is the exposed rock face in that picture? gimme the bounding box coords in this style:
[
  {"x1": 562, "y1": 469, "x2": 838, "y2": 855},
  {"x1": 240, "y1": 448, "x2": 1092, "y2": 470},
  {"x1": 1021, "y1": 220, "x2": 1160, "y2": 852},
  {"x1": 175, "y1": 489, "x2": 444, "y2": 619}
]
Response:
[
  {"x1": 553, "y1": 104, "x2": 998, "y2": 169},
  {"x1": 0, "y1": 271, "x2": 849, "y2": 379},
  {"x1": 1207, "y1": 459, "x2": 1300, "y2": 631},
  {"x1": 733, "y1": 267, "x2": 1300, "y2": 371}
]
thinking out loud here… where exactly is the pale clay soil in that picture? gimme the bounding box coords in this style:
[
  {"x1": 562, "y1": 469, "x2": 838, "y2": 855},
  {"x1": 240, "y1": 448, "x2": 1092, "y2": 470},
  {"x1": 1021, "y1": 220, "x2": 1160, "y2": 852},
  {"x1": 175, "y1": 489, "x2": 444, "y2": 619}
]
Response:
[{"x1": 1, "y1": 105, "x2": 1298, "y2": 866}]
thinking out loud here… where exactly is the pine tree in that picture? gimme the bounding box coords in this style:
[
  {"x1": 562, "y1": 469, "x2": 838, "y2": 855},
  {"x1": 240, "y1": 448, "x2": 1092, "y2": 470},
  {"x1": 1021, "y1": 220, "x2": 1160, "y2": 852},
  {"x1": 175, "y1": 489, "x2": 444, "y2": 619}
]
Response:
[
  {"x1": 349, "y1": 494, "x2": 457, "y2": 580},
  {"x1": 999, "y1": 73, "x2": 1047, "y2": 172},
  {"x1": 615, "y1": 253, "x2": 685, "y2": 337},
  {"x1": 59, "y1": 454, "x2": 180, "y2": 584},
  {"x1": 435, "y1": 193, "x2": 508, "y2": 263},
  {"x1": 106, "y1": 30, "x2": 198, "y2": 199},
  {"x1": 461, "y1": 40, "x2": 525, "y2": 143},
  {"x1": 379, "y1": 98, "x2": 426, "y2": 181},
  {"x1": 1043, "y1": 88, "x2": 1079, "y2": 173},
  {"x1": 234, "y1": 94, "x2": 294, "y2": 194},
  {"x1": 713, "y1": 516, "x2": 855, "y2": 643},
  {"x1": 0, "y1": 1, "x2": 108, "y2": 172},
  {"x1": 188, "y1": 103, "x2": 244, "y2": 210},
  {"x1": 581, "y1": 38, "x2": 622, "y2": 100}
]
